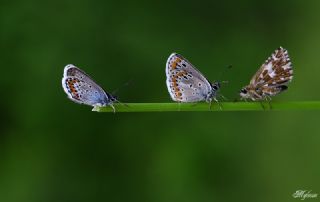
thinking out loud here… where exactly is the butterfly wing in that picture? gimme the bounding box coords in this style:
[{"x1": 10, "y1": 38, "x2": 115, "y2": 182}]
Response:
[
  {"x1": 62, "y1": 65, "x2": 111, "y2": 106},
  {"x1": 249, "y1": 47, "x2": 293, "y2": 89},
  {"x1": 64, "y1": 64, "x2": 104, "y2": 87},
  {"x1": 260, "y1": 85, "x2": 288, "y2": 97},
  {"x1": 166, "y1": 53, "x2": 212, "y2": 102}
]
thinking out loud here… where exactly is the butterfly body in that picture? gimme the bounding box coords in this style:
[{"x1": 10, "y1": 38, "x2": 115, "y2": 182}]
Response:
[
  {"x1": 240, "y1": 47, "x2": 293, "y2": 101},
  {"x1": 166, "y1": 53, "x2": 220, "y2": 103},
  {"x1": 62, "y1": 64, "x2": 116, "y2": 111}
]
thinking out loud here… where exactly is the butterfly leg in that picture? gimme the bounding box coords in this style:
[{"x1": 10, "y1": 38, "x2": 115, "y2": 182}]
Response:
[
  {"x1": 110, "y1": 104, "x2": 116, "y2": 113},
  {"x1": 115, "y1": 100, "x2": 129, "y2": 108},
  {"x1": 259, "y1": 101, "x2": 266, "y2": 110},
  {"x1": 266, "y1": 96, "x2": 273, "y2": 110},
  {"x1": 218, "y1": 94, "x2": 228, "y2": 101},
  {"x1": 238, "y1": 97, "x2": 247, "y2": 102},
  {"x1": 213, "y1": 97, "x2": 222, "y2": 110}
]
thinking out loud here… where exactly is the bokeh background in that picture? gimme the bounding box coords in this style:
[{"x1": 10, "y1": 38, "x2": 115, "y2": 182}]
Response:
[{"x1": 1, "y1": 1, "x2": 320, "y2": 201}]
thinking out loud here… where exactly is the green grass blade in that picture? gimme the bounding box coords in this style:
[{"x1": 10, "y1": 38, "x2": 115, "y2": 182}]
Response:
[{"x1": 95, "y1": 101, "x2": 320, "y2": 112}]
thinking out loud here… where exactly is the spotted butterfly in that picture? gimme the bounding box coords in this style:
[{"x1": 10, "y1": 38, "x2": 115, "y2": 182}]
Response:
[
  {"x1": 166, "y1": 53, "x2": 220, "y2": 103},
  {"x1": 62, "y1": 64, "x2": 117, "y2": 111},
  {"x1": 240, "y1": 47, "x2": 293, "y2": 100}
]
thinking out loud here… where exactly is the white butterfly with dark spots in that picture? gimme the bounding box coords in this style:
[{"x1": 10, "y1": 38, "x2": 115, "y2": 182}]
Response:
[
  {"x1": 166, "y1": 53, "x2": 220, "y2": 103},
  {"x1": 62, "y1": 64, "x2": 117, "y2": 111}
]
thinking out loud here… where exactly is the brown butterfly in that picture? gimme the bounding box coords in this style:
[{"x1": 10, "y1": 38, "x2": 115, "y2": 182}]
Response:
[{"x1": 240, "y1": 47, "x2": 293, "y2": 101}]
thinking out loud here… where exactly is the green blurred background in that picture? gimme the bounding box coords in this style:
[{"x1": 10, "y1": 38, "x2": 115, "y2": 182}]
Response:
[{"x1": 1, "y1": 0, "x2": 320, "y2": 201}]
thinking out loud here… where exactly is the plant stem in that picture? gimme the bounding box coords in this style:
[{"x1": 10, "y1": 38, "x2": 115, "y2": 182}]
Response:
[{"x1": 94, "y1": 101, "x2": 320, "y2": 112}]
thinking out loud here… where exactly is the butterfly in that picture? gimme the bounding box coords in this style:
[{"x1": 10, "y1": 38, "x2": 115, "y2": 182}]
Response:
[
  {"x1": 240, "y1": 47, "x2": 293, "y2": 101},
  {"x1": 62, "y1": 64, "x2": 117, "y2": 112},
  {"x1": 166, "y1": 53, "x2": 220, "y2": 105}
]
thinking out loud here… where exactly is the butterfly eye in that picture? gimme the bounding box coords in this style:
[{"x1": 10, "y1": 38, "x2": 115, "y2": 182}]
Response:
[
  {"x1": 212, "y1": 84, "x2": 220, "y2": 90},
  {"x1": 211, "y1": 82, "x2": 220, "y2": 90},
  {"x1": 111, "y1": 96, "x2": 118, "y2": 101},
  {"x1": 240, "y1": 89, "x2": 247, "y2": 94}
]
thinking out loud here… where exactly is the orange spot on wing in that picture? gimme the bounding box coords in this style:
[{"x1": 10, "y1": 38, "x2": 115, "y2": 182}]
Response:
[
  {"x1": 67, "y1": 79, "x2": 81, "y2": 100},
  {"x1": 169, "y1": 69, "x2": 186, "y2": 100},
  {"x1": 171, "y1": 62, "x2": 177, "y2": 69},
  {"x1": 170, "y1": 57, "x2": 182, "y2": 70},
  {"x1": 176, "y1": 71, "x2": 187, "y2": 77}
]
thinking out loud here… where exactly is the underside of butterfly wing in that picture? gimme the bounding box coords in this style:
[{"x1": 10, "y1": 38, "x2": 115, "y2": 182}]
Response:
[
  {"x1": 166, "y1": 53, "x2": 215, "y2": 102},
  {"x1": 63, "y1": 76, "x2": 111, "y2": 106},
  {"x1": 62, "y1": 65, "x2": 113, "y2": 107},
  {"x1": 241, "y1": 47, "x2": 293, "y2": 100}
]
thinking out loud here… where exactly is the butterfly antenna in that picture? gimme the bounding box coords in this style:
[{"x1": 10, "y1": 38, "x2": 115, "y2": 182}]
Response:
[
  {"x1": 217, "y1": 64, "x2": 232, "y2": 81},
  {"x1": 112, "y1": 79, "x2": 133, "y2": 95},
  {"x1": 113, "y1": 98, "x2": 129, "y2": 108}
]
